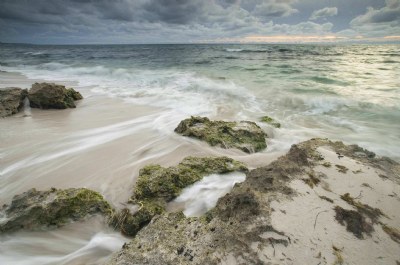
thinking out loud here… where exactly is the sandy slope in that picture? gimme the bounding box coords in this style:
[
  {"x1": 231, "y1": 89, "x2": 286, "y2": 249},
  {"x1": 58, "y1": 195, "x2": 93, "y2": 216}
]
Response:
[{"x1": 270, "y1": 146, "x2": 400, "y2": 265}]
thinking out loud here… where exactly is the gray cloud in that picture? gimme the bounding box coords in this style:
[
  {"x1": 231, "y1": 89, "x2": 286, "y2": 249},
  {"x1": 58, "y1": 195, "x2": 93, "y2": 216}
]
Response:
[
  {"x1": 253, "y1": 0, "x2": 298, "y2": 18},
  {"x1": 0, "y1": 0, "x2": 397, "y2": 43},
  {"x1": 309, "y1": 7, "x2": 338, "y2": 20},
  {"x1": 351, "y1": 0, "x2": 400, "y2": 24},
  {"x1": 349, "y1": 0, "x2": 400, "y2": 37}
]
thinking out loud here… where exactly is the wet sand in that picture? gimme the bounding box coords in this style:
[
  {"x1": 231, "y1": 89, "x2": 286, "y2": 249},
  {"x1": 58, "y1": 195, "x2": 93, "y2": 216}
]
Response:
[{"x1": 0, "y1": 71, "x2": 283, "y2": 264}]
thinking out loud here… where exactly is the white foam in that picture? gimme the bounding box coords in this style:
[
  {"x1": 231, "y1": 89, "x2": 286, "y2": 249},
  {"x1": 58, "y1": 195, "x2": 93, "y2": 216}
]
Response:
[
  {"x1": 2, "y1": 64, "x2": 260, "y2": 117},
  {"x1": 225, "y1": 48, "x2": 243, "y2": 52},
  {"x1": 172, "y1": 172, "x2": 246, "y2": 217}
]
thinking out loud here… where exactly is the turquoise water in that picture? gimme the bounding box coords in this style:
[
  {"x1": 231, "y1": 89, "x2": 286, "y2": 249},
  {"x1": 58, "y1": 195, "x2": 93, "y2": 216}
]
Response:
[{"x1": 1, "y1": 44, "x2": 399, "y2": 159}]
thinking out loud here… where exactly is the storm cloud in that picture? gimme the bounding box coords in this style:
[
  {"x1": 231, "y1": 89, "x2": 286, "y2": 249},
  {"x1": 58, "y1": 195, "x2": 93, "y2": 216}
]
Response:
[{"x1": 0, "y1": 0, "x2": 397, "y2": 44}]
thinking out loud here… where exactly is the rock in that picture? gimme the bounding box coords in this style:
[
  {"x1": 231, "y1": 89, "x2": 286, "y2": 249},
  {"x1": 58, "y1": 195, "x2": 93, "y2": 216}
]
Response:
[
  {"x1": 0, "y1": 188, "x2": 112, "y2": 233},
  {"x1": 110, "y1": 156, "x2": 247, "y2": 237},
  {"x1": 28, "y1": 82, "x2": 83, "y2": 109},
  {"x1": 107, "y1": 138, "x2": 400, "y2": 264},
  {"x1": 175, "y1": 116, "x2": 267, "y2": 153},
  {"x1": 133, "y1": 156, "x2": 247, "y2": 202},
  {"x1": 109, "y1": 200, "x2": 164, "y2": 237},
  {"x1": 0, "y1": 87, "x2": 28, "y2": 117},
  {"x1": 260, "y1": 115, "x2": 281, "y2": 128}
]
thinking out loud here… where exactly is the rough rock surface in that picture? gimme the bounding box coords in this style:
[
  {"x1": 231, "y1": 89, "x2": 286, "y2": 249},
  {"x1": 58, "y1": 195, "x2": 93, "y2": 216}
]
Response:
[
  {"x1": 175, "y1": 116, "x2": 267, "y2": 153},
  {"x1": 110, "y1": 156, "x2": 247, "y2": 237},
  {"x1": 0, "y1": 87, "x2": 28, "y2": 117},
  {"x1": 28, "y1": 82, "x2": 83, "y2": 109},
  {"x1": 107, "y1": 139, "x2": 400, "y2": 265},
  {"x1": 0, "y1": 188, "x2": 112, "y2": 233}
]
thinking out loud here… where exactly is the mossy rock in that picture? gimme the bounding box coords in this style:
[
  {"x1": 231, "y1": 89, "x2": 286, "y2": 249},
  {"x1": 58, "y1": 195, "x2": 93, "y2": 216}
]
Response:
[
  {"x1": 0, "y1": 188, "x2": 112, "y2": 233},
  {"x1": 110, "y1": 200, "x2": 165, "y2": 237},
  {"x1": 260, "y1": 115, "x2": 281, "y2": 128},
  {"x1": 133, "y1": 156, "x2": 248, "y2": 202},
  {"x1": 28, "y1": 82, "x2": 83, "y2": 109},
  {"x1": 175, "y1": 116, "x2": 267, "y2": 153},
  {"x1": 115, "y1": 156, "x2": 247, "y2": 237}
]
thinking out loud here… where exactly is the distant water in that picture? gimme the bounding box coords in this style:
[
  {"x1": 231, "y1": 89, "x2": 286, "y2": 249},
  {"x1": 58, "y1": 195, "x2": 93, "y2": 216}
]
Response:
[
  {"x1": 1, "y1": 43, "x2": 399, "y2": 158},
  {"x1": 0, "y1": 43, "x2": 399, "y2": 264}
]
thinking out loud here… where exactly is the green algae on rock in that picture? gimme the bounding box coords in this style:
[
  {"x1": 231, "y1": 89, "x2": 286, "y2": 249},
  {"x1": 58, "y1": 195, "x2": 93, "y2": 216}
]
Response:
[
  {"x1": 112, "y1": 156, "x2": 247, "y2": 237},
  {"x1": 28, "y1": 82, "x2": 83, "y2": 109},
  {"x1": 110, "y1": 200, "x2": 165, "y2": 237},
  {"x1": 0, "y1": 188, "x2": 112, "y2": 233},
  {"x1": 174, "y1": 116, "x2": 267, "y2": 153},
  {"x1": 260, "y1": 115, "x2": 281, "y2": 128},
  {"x1": 133, "y1": 156, "x2": 248, "y2": 202}
]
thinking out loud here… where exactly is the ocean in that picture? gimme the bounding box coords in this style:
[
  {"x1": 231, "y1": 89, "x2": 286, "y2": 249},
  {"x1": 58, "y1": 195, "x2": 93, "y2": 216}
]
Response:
[{"x1": 0, "y1": 43, "x2": 399, "y2": 264}]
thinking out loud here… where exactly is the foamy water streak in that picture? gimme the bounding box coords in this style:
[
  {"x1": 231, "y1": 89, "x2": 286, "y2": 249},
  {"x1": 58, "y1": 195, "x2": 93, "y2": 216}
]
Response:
[
  {"x1": 171, "y1": 172, "x2": 246, "y2": 217},
  {"x1": 0, "y1": 217, "x2": 128, "y2": 265},
  {"x1": 0, "y1": 113, "x2": 159, "y2": 177}
]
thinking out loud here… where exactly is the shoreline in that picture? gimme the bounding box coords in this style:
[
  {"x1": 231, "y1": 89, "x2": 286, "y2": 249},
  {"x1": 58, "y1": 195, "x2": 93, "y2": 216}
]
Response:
[{"x1": 1, "y1": 68, "x2": 399, "y2": 265}]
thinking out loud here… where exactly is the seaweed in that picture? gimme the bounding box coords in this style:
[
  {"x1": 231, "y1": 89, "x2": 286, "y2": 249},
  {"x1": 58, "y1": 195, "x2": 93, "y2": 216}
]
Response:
[
  {"x1": 340, "y1": 193, "x2": 385, "y2": 221},
  {"x1": 335, "y1": 164, "x2": 348, "y2": 174},
  {"x1": 382, "y1": 224, "x2": 400, "y2": 244},
  {"x1": 334, "y1": 206, "x2": 373, "y2": 239},
  {"x1": 302, "y1": 172, "x2": 320, "y2": 188},
  {"x1": 332, "y1": 245, "x2": 344, "y2": 265}
]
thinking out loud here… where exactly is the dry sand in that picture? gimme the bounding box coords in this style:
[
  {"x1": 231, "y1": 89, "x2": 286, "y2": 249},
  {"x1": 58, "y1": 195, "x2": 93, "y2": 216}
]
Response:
[{"x1": 267, "y1": 146, "x2": 400, "y2": 265}]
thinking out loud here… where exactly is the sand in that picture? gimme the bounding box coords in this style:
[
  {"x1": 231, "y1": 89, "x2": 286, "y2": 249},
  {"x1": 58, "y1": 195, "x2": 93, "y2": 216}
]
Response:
[{"x1": 268, "y1": 146, "x2": 400, "y2": 264}]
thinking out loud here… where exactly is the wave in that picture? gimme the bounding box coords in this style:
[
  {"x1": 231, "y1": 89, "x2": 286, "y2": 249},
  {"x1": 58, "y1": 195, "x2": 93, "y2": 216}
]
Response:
[
  {"x1": 225, "y1": 48, "x2": 243, "y2": 52},
  {"x1": 24, "y1": 51, "x2": 46, "y2": 56},
  {"x1": 2, "y1": 63, "x2": 261, "y2": 117},
  {"x1": 225, "y1": 48, "x2": 268, "y2": 53}
]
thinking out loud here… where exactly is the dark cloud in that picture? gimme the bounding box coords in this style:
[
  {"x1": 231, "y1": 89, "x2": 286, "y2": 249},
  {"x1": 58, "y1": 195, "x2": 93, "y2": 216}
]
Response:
[{"x1": 0, "y1": 0, "x2": 398, "y2": 43}]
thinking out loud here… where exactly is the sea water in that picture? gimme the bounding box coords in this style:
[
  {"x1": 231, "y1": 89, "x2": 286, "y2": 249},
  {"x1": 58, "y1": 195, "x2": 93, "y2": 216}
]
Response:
[{"x1": 0, "y1": 43, "x2": 399, "y2": 264}]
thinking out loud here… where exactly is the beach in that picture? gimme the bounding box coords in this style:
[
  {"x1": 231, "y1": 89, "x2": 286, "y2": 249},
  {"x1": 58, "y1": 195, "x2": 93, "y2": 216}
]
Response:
[{"x1": 1, "y1": 44, "x2": 399, "y2": 264}]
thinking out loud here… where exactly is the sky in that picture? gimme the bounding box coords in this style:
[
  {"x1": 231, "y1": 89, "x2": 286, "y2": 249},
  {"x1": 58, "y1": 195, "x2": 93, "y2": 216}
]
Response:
[{"x1": 0, "y1": 0, "x2": 399, "y2": 44}]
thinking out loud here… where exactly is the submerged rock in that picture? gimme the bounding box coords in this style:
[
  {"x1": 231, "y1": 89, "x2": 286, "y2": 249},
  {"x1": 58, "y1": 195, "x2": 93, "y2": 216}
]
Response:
[
  {"x1": 110, "y1": 156, "x2": 247, "y2": 237},
  {"x1": 0, "y1": 188, "x2": 112, "y2": 233},
  {"x1": 175, "y1": 116, "x2": 267, "y2": 153},
  {"x1": 28, "y1": 82, "x2": 83, "y2": 109},
  {"x1": 260, "y1": 115, "x2": 281, "y2": 128},
  {"x1": 0, "y1": 87, "x2": 28, "y2": 117}
]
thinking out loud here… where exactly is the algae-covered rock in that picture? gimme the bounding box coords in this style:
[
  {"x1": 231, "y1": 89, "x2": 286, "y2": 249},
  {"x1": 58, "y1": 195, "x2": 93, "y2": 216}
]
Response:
[
  {"x1": 28, "y1": 82, "x2": 83, "y2": 109},
  {"x1": 0, "y1": 188, "x2": 112, "y2": 233},
  {"x1": 110, "y1": 200, "x2": 164, "y2": 237},
  {"x1": 175, "y1": 116, "x2": 267, "y2": 153},
  {"x1": 133, "y1": 156, "x2": 247, "y2": 202},
  {"x1": 260, "y1": 115, "x2": 281, "y2": 128},
  {"x1": 0, "y1": 87, "x2": 28, "y2": 117},
  {"x1": 112, "y1": 156, "x2": 247, "y2": 237}
]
